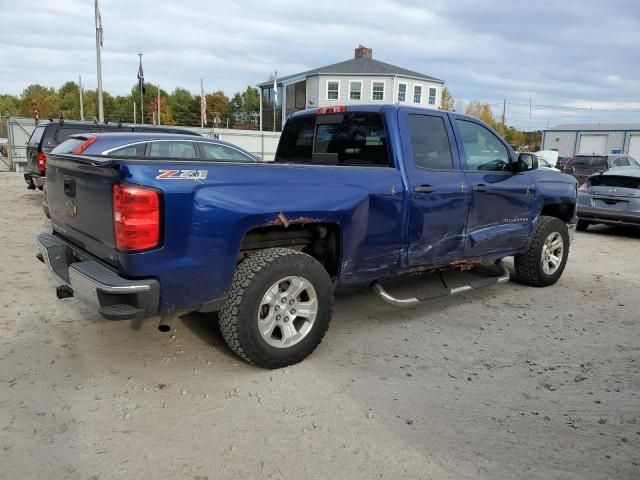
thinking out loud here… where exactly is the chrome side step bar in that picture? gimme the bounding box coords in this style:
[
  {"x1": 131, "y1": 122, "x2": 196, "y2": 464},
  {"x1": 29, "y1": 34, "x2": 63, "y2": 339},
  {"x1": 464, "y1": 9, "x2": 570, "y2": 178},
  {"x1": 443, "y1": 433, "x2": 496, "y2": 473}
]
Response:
[{"x1": 372, "y1": 261, "x2": 511, "y2": 307}]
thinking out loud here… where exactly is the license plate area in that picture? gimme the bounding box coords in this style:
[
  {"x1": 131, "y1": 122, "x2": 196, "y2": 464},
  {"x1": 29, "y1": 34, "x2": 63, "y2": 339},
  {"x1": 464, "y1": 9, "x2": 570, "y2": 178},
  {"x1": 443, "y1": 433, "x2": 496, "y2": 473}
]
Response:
[{"x1": 593, "y1": 198, "x2": 628, "y2": 210}]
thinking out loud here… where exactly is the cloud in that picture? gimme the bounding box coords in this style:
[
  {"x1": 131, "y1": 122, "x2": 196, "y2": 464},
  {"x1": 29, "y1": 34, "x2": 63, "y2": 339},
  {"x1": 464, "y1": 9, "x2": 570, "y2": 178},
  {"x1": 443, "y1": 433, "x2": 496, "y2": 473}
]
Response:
[{"x1": 0, "y1": 0, "x2": 638, "y2": 124}]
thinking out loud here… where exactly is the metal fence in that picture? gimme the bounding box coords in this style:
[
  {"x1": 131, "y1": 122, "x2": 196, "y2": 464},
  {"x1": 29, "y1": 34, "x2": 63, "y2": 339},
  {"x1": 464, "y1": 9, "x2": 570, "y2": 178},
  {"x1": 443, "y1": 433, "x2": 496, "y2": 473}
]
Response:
[{"x1": 0, "y1": 117, "x2": 282, "y2": 171}]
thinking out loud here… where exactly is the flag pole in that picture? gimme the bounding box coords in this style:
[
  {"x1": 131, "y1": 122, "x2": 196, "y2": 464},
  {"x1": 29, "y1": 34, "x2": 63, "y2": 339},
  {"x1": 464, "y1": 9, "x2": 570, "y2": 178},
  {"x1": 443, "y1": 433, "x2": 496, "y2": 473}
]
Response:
[
  {"x1": 138, "y1": 53, "x2": 144, "y2": 125},
  {"x1": 273, "y1": 70, "x2": 277, "y2": 132},
  {"x1": 95, "y1": 0, "x2": 104, "y2": 122},
  {"x1": 157, "y1": 85, "x2": 161, "y2": 126},
  {"x1": 79, "y1": 75, "x2": 84, "y2": 121},
  {"x1": 133, "y1": 101, "x2": 136, "y2": 124}
]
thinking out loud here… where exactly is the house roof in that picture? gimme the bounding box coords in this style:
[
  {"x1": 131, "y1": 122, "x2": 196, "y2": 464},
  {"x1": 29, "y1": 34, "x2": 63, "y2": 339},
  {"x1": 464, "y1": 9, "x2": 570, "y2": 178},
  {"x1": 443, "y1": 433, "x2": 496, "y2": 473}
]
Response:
[
  {"x1": 545, "y1": 123, "x2": 640, "y2": 131},
  {"x1": 258, "y1": 56, "x2": 444, "y2": 87}
]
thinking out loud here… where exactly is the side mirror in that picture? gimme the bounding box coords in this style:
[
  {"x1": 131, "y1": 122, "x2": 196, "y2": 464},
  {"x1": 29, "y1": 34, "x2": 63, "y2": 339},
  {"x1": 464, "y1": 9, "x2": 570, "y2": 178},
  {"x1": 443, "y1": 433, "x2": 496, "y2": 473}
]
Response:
[{"x1": 517, "y1": 153, "x2": 538, "y2": 172}]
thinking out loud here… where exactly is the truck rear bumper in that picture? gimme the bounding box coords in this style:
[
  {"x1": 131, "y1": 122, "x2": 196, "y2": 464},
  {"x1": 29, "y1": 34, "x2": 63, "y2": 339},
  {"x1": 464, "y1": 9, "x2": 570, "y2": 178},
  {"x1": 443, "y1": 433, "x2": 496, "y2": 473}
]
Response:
[
  {"x1": 24, "y1": 172, "x2": 45, "y2": 190},
  {"x1": 37, "y1": 233, "x2": 159, "y2": 320}
]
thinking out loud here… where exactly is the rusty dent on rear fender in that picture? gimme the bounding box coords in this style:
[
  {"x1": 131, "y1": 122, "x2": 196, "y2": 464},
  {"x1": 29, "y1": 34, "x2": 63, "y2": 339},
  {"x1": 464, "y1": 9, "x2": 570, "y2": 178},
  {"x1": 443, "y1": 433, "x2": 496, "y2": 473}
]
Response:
[{"x1": 268, "y1": 212, "x2": 323, "y2": 228}]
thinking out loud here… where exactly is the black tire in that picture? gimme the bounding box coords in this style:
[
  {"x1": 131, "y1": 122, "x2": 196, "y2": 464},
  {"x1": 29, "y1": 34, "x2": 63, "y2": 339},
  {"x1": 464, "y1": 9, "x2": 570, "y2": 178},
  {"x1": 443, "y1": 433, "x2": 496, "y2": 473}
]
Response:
[
  {"x1": 576, "y1": 220, "x2": 590, "y2": 231},
  {"x1": 219, "y1": 248, "x2": 334, "y2": 369},
  {"x1": 514, "y1": 216, "x2": 570, "y2": 287}
]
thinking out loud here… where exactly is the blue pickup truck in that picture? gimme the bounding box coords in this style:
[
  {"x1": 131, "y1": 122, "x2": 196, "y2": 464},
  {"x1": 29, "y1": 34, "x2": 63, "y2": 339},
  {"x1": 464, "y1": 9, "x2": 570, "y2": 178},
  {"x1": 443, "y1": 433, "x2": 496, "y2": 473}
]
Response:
[{"x1": 37, "y1": 105, "x2": 578, "y2": 368}]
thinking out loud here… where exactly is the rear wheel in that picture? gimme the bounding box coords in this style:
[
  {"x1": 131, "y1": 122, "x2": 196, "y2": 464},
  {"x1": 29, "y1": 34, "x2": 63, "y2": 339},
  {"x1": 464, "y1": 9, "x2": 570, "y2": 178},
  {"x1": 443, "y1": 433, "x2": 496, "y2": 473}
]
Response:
[
  {"x1": 514, "y1": 216, "x2": 569, "y2": 287},
  {"x1": 576, "y1": 220, "x2": 590, "y2": 231},
  {"x1": 219, "y1": 248, "x2": 334, "y2": 369}
]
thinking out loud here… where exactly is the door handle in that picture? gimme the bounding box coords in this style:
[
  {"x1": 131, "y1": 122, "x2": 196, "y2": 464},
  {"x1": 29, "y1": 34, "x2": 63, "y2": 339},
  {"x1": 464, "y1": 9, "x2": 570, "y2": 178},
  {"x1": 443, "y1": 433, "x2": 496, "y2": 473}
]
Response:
[
  {"x1": 472, "y1": 184, "x2": 489, "y2": 192},
  {"x1": 414, "y1": 185, "x2": 435, "y2": 193}
]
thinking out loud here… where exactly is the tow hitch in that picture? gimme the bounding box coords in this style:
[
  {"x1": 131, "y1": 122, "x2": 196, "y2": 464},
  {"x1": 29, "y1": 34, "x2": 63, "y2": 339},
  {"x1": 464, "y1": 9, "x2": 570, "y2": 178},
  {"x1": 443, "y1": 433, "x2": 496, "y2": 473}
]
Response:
[{"x1": 372, "y1": 261, "x2": 511, "y2": 307}]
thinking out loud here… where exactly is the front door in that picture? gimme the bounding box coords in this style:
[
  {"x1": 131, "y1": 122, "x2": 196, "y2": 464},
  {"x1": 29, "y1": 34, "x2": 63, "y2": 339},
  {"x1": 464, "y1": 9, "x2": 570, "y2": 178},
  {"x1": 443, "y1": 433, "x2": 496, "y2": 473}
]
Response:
[
  {"x1": 452, "y1": 118, "x2": 537, "y2": 258},
  {"x1": 399, "y1": 109, "x2": 469, "y2": 267}
]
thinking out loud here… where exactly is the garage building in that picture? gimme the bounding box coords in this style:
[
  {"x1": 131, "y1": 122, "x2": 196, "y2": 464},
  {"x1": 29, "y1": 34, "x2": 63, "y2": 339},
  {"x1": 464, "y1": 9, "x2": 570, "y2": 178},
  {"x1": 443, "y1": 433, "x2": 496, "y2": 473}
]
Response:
[{"x1": 541, "y1": 123, "x2": 640, "y2": 159}]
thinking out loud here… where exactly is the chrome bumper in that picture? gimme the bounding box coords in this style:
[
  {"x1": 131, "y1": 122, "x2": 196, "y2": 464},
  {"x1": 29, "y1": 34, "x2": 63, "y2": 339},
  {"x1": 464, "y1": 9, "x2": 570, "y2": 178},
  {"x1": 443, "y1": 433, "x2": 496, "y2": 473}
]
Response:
[{"x1": 37, "y1": 233, "x2": 159, "y2": 320}]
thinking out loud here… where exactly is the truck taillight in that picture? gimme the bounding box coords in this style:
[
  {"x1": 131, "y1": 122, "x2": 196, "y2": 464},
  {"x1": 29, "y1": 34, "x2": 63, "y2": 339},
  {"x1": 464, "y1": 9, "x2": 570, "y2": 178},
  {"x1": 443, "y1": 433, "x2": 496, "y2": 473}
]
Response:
[
  {"x1": 113, "y1": 184, "x2": 161, "y2": 252},
  {"x1": 37, "y1": 152, "x2": 47, "y2": 173},
  {"x1": 73, "y1": 136, "x2": 99, "y2": 154},
  {"x1": 316, "y1": 106, "x2": 346, "y2": 115}
]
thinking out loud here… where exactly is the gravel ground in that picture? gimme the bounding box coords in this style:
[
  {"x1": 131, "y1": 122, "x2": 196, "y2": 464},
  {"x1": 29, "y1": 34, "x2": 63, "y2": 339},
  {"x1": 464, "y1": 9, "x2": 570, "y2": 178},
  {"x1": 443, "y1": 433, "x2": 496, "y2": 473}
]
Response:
[{"x1": 0, "y1": 170, "x2": 638, "y2": 480}]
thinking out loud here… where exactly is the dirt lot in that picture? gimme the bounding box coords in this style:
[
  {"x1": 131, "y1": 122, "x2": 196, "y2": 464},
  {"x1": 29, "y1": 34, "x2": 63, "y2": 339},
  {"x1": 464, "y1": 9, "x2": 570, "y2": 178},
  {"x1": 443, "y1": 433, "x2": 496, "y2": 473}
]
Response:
[{"x1": 0, "y1": 170, "x2": 638, "y2": 480}]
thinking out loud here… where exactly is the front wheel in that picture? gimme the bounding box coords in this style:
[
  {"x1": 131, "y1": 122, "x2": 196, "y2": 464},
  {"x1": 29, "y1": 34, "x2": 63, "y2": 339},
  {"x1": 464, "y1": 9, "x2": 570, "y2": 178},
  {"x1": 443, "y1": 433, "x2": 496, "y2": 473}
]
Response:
[
  {"x1": 219, "y1": 248, "x2": 334, "y2": 369},
  {"x1": 514, "y1": 216, "x2": 570, "y2": 287}
]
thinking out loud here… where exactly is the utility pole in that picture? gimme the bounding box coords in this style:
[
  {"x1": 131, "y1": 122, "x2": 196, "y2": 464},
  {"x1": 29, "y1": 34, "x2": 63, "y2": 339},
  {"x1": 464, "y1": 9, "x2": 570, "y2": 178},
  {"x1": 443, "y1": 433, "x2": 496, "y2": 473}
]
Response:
[
  {"x1": 79, "y1": 75, "x2": 84, "y2": 121},
  {"x1": 501, "y1": 99, "x2": 506, "y2": 127},
  {"x1": 529, "y1": 97, "x2": 532, "y2": 147},
  {"x1": 133, "y1": 101, "x2": 136, "y2": 124},
  {"x1": 94, "y1": 0, "x2": 104, "y2": 122}
]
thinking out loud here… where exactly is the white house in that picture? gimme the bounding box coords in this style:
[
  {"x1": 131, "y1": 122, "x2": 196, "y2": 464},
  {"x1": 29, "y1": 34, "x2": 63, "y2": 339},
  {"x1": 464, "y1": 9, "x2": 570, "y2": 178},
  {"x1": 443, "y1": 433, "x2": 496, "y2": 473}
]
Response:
[{"x1": 258, "y1": 46, "x2": 445, "y2": 131}]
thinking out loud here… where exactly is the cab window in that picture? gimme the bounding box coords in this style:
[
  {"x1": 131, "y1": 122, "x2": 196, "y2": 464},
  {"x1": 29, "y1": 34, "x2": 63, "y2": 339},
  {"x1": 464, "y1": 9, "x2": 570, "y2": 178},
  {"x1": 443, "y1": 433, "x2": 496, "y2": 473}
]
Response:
[
  {"x1": 456, "y1": 120, "x2": 509, "y2": 171},
  {"x1": 407, "y1": 114, "x2": 453, "y2": 170},
  {"x1": 110, "y1": 143, "x2": 146, "y2": 157}
]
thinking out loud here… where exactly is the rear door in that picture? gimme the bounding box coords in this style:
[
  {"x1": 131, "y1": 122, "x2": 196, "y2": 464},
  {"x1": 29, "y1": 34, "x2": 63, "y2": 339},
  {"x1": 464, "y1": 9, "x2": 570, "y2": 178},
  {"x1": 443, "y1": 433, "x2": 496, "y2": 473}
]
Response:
[
  {"x1": 398, "y1": 108, "x2": 469, "y2": 266},
  {"x1": 452, "y1": 118, "x2": 537, "y2": 257},
  {"x1": 26, "y1": 125, "x2": 46, "y2": 173}
]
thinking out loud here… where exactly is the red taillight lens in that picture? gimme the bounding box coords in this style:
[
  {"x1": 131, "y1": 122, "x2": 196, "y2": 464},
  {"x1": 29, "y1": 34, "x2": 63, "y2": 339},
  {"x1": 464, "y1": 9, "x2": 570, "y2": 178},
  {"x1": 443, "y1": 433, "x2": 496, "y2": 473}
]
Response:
[
  {"x1": 113, "y1": 184, "x2": 161, "y2": 252},
  {"x1": 73, "y1": 136, "x2": 99, "y2": 154},
  {"x1": 316, "y1": 106, "x2": 346, "y2": 115},
  {"x1": 37, "y1": 152, "x2": 47, "y2": 173}
]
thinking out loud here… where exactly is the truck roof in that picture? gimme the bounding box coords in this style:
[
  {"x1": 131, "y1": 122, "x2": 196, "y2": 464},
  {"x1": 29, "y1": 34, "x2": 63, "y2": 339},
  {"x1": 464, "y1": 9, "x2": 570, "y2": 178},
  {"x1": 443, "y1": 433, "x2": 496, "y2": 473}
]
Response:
[{"x1": 289, "y1": 104, "x2": 478, "y2": 123}]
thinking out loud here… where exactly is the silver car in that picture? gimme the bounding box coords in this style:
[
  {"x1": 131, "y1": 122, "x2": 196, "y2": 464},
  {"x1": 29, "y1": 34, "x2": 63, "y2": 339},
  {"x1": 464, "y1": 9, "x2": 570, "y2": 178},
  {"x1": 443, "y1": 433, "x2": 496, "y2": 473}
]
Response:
[{"x1": 576, "y1": 167, "x2": 640, "y2": 230}]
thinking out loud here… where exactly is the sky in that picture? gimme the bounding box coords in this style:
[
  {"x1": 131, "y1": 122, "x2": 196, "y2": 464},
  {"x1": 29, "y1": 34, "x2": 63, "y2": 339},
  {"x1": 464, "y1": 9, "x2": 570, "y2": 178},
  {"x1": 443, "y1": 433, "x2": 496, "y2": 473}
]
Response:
[{"x1": 0, "y1": 0, "x2": 639, "y2": 128}]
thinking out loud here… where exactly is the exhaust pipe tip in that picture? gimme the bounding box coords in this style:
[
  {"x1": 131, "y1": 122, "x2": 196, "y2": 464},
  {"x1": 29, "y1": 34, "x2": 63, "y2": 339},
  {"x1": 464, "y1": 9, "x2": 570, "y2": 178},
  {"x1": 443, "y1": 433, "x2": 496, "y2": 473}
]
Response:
[
  {"x1": 56, "y1": 285, "x2": 74, "y2": 299},
  {"x1": 158, "y1": 314, "x2": 176, "y2": 333}
]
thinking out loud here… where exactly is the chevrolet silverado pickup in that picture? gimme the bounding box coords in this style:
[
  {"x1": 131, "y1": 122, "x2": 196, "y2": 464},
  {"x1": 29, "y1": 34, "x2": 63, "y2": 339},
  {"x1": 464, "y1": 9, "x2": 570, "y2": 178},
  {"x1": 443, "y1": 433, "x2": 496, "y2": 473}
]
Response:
[{"x1": 37, "y1": 105, "x2": 578, "y2": 368}]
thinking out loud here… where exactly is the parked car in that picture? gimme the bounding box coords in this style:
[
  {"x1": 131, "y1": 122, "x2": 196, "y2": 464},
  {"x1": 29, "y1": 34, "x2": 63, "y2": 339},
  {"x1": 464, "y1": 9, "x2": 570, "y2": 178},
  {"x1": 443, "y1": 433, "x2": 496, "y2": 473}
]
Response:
[
  {"x1": 576, "y1": 167, "x2": 640, "y2": 230},
  {"x1": 562, "y1": 154, "x2": 640, "y2": 185},
  {"x1": 41, "y1": 132, "x2": 259, "y2": 219},
  {"x1": 536, "y1": 156, "x2": 560, "y2": 171},
  {"x1": 37, "y1": 104, "x2": 578, "y2": 368},
  {"x1": 51, "y1": 132, "x2": 258, "y2": 161},
  {"x1": 24, "y1": 120, "x2": 201, "y2": 190}
]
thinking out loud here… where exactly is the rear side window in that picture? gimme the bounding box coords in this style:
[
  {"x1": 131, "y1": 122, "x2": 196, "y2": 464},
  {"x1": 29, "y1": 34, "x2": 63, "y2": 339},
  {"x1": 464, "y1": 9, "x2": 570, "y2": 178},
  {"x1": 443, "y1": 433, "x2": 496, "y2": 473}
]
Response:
[
  {"x1": 573, "y1": 156, "x2": 606, "y2": 166},
  {"x1": 407, "y1": 114, "x2": 453, "y2": 170},
  {"x1": 199, "y1": 143, "x2": 253, "y2": 161},
  {"x1": 110, "y1": 143, "x2": 146, "y2": 157},
  {"x1": 610, "y1": 156, "x2": 630, "y2": 167},
  {"x1": 148, "y1": 141, "x2": 197, "y2": 158},
  {"x1": 276, "y1": 113, "x2": 390, "y2": 167},
  {"x1": 28, "y1": 126, "x2": 46, "y2": 145}
]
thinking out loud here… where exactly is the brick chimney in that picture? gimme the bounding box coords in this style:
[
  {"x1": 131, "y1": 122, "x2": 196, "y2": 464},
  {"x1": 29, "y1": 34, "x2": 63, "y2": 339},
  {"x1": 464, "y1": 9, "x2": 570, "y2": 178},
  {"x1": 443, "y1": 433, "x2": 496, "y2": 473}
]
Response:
[{"x1": 354, "y1": 45, "x2": 372, "y2": 59}]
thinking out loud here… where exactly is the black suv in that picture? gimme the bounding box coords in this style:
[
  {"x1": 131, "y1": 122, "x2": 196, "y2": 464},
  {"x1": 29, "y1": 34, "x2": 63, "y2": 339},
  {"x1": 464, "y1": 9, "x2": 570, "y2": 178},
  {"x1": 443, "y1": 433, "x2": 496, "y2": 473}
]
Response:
[{"x1": 24, "y1": 120, "x2": 201, "y2": 190}]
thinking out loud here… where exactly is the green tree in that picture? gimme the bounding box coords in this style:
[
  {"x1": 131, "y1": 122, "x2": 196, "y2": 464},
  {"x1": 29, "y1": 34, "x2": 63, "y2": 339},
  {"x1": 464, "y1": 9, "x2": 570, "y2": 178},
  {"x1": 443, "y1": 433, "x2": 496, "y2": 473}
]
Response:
[
  {"x1": 19, "y1": 84, "x2": 60, "y2": 119},
  {"x1": 168, "y1": 88, "x2": 199, "y2": 126},
  {"x1": 0, "y1": 94, "x2": 19, "y2": 116},
  {"x1": 206, "y1": 91, "x2": 232, "y2": 127}
]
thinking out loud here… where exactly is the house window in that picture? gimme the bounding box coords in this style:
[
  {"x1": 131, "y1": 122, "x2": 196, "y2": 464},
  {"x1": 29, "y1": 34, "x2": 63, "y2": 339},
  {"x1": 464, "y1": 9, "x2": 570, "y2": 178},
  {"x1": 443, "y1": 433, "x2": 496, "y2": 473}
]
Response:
[
  {"x1": 413, "y1": 85, "x2": 422, "y2": 104},
  {"x1": 372, "y1": 82, "x2": 384, "y2": 101},
  {"x1": 349, "y1": 81, "x2": 362, "y2": 100},
  {"x1": 397, "y1": 83, "x2": 407, "y2": 102},
  {"x1": 327, "y1": 81, "x2": 339, "y2": 100},
  {"x1": 428, "y1": 87, "x2": 437, "y2": 105}
]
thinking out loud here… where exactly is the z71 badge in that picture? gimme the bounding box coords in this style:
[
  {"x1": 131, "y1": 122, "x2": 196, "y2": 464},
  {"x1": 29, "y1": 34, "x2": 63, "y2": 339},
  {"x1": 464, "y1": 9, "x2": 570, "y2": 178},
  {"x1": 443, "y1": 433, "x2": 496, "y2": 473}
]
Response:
[{"x1": 156, "y1": 169, "x2": 208, "y2": 180}]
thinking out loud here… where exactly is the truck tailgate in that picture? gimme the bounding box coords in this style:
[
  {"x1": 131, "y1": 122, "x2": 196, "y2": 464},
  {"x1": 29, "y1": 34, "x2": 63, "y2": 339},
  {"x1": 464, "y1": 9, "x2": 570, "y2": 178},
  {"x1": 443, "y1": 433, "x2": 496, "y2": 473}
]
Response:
[{"x1": 46, "y1": 154, "x2": 119, "y2": 267}]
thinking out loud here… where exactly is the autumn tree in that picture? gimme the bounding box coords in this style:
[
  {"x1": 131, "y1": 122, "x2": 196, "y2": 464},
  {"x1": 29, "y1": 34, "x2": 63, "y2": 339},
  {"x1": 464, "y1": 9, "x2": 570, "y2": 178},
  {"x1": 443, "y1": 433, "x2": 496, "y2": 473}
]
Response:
[
  {"x1": 440, "y1": 86, "x2": 455, "y2": 111},
  {"x1": 19, "y1": 84, "x2": 60, "y2": 119},
  {"x1": 465, "y1": 101, "x2": 497, "y2": 129}
]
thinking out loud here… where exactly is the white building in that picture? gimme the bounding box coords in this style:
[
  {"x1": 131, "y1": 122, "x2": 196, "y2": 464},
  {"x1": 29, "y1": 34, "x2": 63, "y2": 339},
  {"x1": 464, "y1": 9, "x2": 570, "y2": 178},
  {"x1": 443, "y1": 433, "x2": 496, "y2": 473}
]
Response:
[
  {"x1": 258, "y1": 45, "x2": 445, "y2": 131},
  {"x1": 541, "y1": 123, "x2": 640, "y2": 159}
]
